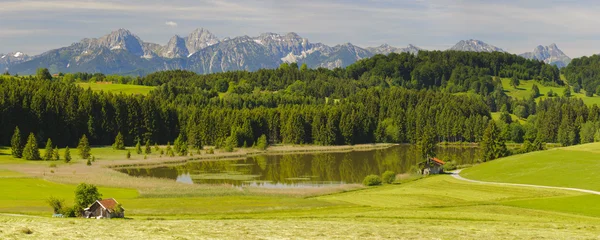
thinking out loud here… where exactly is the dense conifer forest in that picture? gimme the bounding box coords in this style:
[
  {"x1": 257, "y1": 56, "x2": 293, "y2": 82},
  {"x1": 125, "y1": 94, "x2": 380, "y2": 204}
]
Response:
[{"x1": 0, "y1": 51, "x2": 594, "y2": 160}]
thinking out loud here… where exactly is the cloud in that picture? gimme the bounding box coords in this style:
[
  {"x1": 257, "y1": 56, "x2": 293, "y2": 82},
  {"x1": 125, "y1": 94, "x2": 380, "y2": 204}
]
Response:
[{"x1": 165, "y1": 21, "x2": 178, "y2": 27}]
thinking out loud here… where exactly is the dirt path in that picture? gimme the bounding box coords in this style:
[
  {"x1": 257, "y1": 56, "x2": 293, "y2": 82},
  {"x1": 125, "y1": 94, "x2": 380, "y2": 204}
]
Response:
[{"x1": 451, "y1": 169, "x2": 600, "y2": 196}]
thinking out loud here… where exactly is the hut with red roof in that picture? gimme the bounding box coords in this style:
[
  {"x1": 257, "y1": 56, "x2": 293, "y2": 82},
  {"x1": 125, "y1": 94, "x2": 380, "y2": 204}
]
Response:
[
  {"x1": 419, "y1": 157, "x2": 446, "y2": 175},
  {"x1": 83, "y1": 198, "x2": 124, "y2": 219}
]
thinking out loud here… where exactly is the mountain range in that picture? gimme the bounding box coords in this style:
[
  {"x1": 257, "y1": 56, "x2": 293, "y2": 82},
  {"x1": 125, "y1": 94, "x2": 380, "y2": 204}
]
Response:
[{"x1": 1, "y1": 29, "x2": 571, "y2": 75}]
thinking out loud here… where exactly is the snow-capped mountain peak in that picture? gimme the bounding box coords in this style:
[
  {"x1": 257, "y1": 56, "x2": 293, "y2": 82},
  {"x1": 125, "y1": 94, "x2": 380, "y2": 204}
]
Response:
[{"x1": 450, "y1": 39, "x2": 504, "y2": 53}]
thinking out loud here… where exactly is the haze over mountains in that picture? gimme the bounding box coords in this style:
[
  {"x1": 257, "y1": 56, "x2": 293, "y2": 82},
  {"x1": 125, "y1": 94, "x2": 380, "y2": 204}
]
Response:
[{"x1": 1, "y1": 28, "x2": 572, "y2": 75}]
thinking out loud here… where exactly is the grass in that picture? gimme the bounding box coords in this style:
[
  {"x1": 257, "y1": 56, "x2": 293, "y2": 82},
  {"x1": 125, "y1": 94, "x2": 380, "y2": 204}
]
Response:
[
  {"x1": 1, "y1": 175, "x2": 600, "y2": 238},
  {"x1": 501, "y1": 78, "x2": 600, "y2": 106},
  {"x1": 2, "y1": 143, "x2": 600, "y2": 238},
  {"x1": 76, "y1": 82, "x2": 155, "y2": 95},
  {"x1": 461, "y1": 142, "x2": 600, "y2": 191}
]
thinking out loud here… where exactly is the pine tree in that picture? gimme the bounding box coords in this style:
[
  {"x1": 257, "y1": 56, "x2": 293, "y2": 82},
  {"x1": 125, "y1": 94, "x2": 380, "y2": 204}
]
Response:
[
  {"x1": 144, "y1": 140, "x2": 151, "y2": 154},
  {"x1": 22, "y1": 133, "x2": 41, "y2": 160},
  {"x1": 113, "y1": 132, "x2": 125, "y2": 150},
  {"x1": 11, "y1": 126, "x2": 23, "y2": 158},
  {"x1": 480, "y1": 121, "x2": 508, "y2": 162},
  {"x1": 43, "y1": 138, "x2": 54, "y2": 161},
  {"x1": 154, "y1": 143, "x2": 160, "y2": 152},
  {"x1": 126, "y1": 150, "x2": 131, "y2": 159},
  {"x1": 64, "y1": 147, "x2": 71, "y2": 163},
  {"x1": 77, "y1": 134, "x2": 91, "y2": 159},
  {"x1": 417, "y1": 124, "x2": 436, "y2": 159},
  {"x1": 166, "y1": 142, "x2": 173, "y2": 157},
  {"x1": 53, "y1": 147, "x2": 60, "y2": 160},
  {"x1": 135, "y1": 140, "x2": 142, "y2": 154}
]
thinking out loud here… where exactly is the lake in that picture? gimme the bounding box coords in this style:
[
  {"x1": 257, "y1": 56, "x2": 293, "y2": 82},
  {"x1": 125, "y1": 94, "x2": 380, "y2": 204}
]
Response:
[{"x1": 117, "y1": 145, "x2": 479, "y2": 187}]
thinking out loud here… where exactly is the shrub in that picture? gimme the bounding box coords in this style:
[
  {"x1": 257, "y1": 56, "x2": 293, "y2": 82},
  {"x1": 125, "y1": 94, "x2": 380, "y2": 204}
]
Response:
[
  {"x1": 381, "y1": 171, "x2": 396, "y2": 184},
  {"x1": 49, "y1": 163, "x2": 57, "y2": 168},
  {"x1": 362, "y1": 174, "x2": 382, "y2": 186},
  {"x1": 20, "y1": 227, "x2": 33, "y2": 235},
  {"x1": 61, "y1": 206, "x2": 77, "y2": 217},
  {"x1": 443, "y1": 160, "x2": 457, "y2": 172},
  {"x1": 46, "y1": 196, "x2": 64, "y2": 214},
  {"x1": 255, "y1": 134, "x2": 268, "y2": 150}
]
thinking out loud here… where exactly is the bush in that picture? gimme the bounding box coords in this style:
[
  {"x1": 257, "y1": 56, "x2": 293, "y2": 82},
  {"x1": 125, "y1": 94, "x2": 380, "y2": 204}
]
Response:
[
  {"x1": 362, "y1": 174, "x2": 382, "y2": 186},
  {"x1": 46, "y1": 196, "x2": 64, "y2": 214},
  {"x1": 20, "y1": 227, "x2": 33, "y2": 235},
  {"x1": 255, "y1": 134, "x2": 268, "y2": 150},
  {"x1": 49, "y1": 163, "x2": 57, "y2": 168},
  {"x1": 443, "y1": 160, "x2": 457, "y2": 171},
  {"x1": 381, "y1": 171, "x2": 396, "y2": 184},
  {"x1": 61, "y1": 206, "x2": 77, "y2": 217}
]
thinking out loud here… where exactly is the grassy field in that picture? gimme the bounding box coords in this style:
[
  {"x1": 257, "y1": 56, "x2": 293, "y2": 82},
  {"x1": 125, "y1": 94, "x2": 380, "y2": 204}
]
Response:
[
  {"x1": 501, "y1": 78, "x2": 600, "y2": 105},
  {"x1": 2, "y1": 144, "x2": 600, "y2": 238},
  {"x1": 77, "y1": 82, "x2": 155, "y2": 95},
  {"x1": 461, "y1": 142, "x2": 600, "y2": 191},
  {"x1": 1, "y1": 174, "x2": 600, "y2": 239}
]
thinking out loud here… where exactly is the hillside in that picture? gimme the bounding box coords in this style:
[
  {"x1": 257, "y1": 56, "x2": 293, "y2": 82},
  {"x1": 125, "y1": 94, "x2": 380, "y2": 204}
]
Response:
[
  {"x1": 501, "y1": 78, "x2": 600, "y2": 106},
  {"x1": 461, "y1": 142, "x2": 600, "y2": 191}
]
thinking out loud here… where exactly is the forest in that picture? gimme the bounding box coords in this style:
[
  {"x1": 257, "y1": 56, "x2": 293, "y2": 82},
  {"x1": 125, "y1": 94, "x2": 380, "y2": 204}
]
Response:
[{"x1": 0, "y1": 51, "x2": 593, "y2": 161}]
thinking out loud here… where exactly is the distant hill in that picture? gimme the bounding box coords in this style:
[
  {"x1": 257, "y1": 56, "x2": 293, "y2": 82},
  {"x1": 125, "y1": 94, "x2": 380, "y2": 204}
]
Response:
[
  {"x1": 449, "y1": 39, "x2": 504, "y2": 53},
  {"x1": 519, "y1": 44, "x2": 571, "y2": 68},
  {"x1": 6, "y1": 29, "x2": 389, "y2": 75}
]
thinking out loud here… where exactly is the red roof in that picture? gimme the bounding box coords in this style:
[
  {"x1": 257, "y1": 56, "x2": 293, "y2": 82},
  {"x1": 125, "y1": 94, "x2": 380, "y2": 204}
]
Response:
[
  {"x1": 431, "y1": 157, "x2": 445, "y2": 165},
  {"x1": 97, "y1": 198, "x2": 120, "y2": 212}
]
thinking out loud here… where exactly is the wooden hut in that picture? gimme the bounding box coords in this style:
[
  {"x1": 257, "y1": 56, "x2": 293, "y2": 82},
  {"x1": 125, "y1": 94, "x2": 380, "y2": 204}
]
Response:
[
  {"x1": 83, "y1": 198, "x2": 124, "y2": 219},
  {"x1": 419, "y1": 157, "x2": 445, "y2": 175}
]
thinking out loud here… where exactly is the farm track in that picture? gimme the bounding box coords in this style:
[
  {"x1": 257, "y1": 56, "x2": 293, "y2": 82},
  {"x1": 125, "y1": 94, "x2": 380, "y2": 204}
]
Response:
[{"x1": 452, "y1": 169, "x2": 600, "y2": 195}]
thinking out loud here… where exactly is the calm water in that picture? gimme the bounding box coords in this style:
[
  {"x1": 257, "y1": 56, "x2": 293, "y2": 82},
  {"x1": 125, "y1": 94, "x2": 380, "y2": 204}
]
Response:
[{"x1": 117, "y1": 145, "x2": 478, "y2": 187}]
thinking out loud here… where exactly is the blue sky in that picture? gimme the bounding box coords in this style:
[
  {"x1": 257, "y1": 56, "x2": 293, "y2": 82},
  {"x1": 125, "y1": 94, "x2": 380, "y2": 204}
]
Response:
[{"x1": 1, "y1": 0, "x2": 599, "y2": 57}]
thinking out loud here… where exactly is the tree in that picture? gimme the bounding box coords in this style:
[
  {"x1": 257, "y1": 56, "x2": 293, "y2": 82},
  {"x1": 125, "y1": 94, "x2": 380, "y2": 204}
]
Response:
[
  {"x1": 113, "y1": 132, "x2": 125, "y2": 150},
  {"x1": 510, "y1": 76, "x2": 520, "y2": 89},
  {"x1": 126, "y1": 150, "x2": 131, "y2": 159},
  {"x1": 480, "y1": 121, "x2": 508, "y2": 162},
  {"x1": 531, "y1": 84, "x2": 540, "y2": 98},
  {"x1": 46, "y1": 197, "x2": 65, "y2": 214},
  {"x1": 64, "y1": 147, "x2": 71, "y2": 163},
  {"x1": 135, "y1": 140, "x2": 142, "y2": 154},
  {"x1": 547, "y1": 89, "x2": 554, "y2": 97},
  {"x1": 166, "y1": 142, "x2": 173, "y2": 156},
  {"x1": 53, "y1": 147, "x2": 60, "y2": 160},
  {"x1": 10, "y1": 126, "x2": 23, "y2": 158},
  {"x1": 144, "y1": 140, "x2": 151, "y2": 154},
  {"x1": 563, "y1": 86, "x2": 571, "y2": 98},
  {"x1": 513, "y1": 106, "x2": 528, "y2": 119},
  {"x1": 43, "y1": 139, "x2": 54, "y2": 161},
  {"x1": 36, "y1": 68, "x2": 52, "y2": 81},
  {"x1": 255, "y1": 134, "x2": 268, "y2": 150},
  {"x1": 22, "y1": 133, "x2": 41, "y2": 160},
  {"x1": 77, "y1": 135, "x2": 91, "y2": 159},
  {"x1": 417, "y1": 124, "x2": 436, "y2": 159},
  {"x1": 74, "y1": 183, "x2": 102, "y2": 210}
]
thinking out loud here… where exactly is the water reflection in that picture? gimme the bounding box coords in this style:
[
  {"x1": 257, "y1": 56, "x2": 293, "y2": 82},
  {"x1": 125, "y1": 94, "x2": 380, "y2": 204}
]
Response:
[{"x1": 118, "y1": 145, "x2": 478, "y2": 187}]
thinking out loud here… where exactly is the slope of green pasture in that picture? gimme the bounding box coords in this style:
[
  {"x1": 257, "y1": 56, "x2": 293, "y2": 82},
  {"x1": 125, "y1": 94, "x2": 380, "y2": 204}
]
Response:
[
  {"x1": 501, "y1": 78, "x2": 600, "y2": 105},
  {"x1": 461, "y1": 142, "x2": 600, "y2": 191},
  {"x1": 77, "y1": 82, "x2": 155, "y2": 95},
  {"x1": 0, "y1": 174, "x2": 138, "y2": 215}
]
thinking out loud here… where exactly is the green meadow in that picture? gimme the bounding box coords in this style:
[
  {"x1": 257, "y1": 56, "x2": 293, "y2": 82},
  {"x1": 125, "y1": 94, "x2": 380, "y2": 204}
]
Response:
[
  {"x1": 77, "y1": 82, "x2": 155, "y2": 95},
  {"x1": 2, "y1": 144, "x2": 600, "y2": 238},
  {"x1": 501, "y1": 78, "x2": 600, "y2": 106},
  {"x1": 461, "y1": 142, "x2": 600, "y2": 191}
]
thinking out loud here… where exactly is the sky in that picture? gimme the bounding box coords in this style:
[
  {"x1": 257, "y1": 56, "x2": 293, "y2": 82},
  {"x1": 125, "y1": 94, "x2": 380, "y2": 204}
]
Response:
[{"x1": 1, "y1": 0, "x2": 599, "y2": 58}]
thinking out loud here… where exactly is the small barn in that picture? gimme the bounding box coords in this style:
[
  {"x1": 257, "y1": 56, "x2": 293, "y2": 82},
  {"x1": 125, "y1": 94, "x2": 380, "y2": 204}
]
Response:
[
  {"x1": 419, "y1": 157, "x2": 445, "y2": 175},
  {"x1": 84, "y1": 198, "x2": 124, "y2": 219}
]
